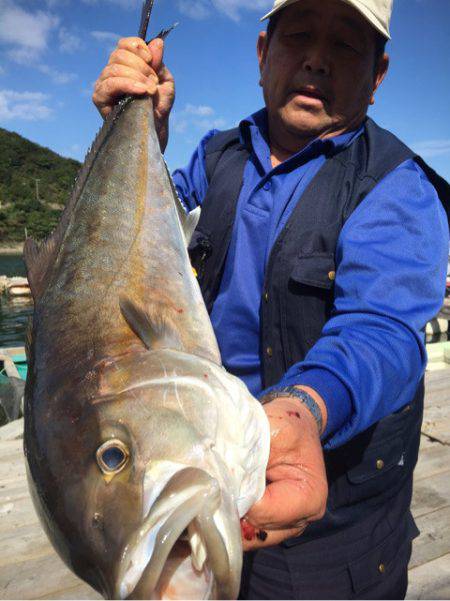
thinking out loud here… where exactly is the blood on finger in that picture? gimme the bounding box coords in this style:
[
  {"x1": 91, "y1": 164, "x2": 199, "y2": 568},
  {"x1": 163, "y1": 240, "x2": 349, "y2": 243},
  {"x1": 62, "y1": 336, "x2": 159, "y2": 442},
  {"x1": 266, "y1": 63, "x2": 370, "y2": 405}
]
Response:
[
  {"x1": 287, "y1": 410, "x2": 301, "y2": 419},
  {"x1": 240, "y1": 518, "x2": 257, "y2": 541}
]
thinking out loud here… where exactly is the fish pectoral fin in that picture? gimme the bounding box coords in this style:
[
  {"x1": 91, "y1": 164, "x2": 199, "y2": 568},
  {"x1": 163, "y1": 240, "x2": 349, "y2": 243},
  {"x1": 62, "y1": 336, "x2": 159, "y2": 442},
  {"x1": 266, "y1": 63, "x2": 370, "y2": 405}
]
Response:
[
  {"x1": 164, "y1": 160, "x2": 201, "y2": 246},
  {"x1": 119, "y1": 296, "x2": 183, "y2": 351},
  {"x1": 184, "y1": 207, "x2": 201, "y2": 245}
]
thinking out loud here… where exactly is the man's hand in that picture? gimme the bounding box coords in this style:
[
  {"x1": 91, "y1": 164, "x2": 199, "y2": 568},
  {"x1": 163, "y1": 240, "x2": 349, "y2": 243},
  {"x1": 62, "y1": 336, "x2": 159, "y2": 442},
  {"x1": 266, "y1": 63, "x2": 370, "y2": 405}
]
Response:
[
  {"x1": 92, "y1": 37, "x2": 175, "y2": 151},
  {"x1": 241, "y1": 392, "x2": 328, "y2": 551}
]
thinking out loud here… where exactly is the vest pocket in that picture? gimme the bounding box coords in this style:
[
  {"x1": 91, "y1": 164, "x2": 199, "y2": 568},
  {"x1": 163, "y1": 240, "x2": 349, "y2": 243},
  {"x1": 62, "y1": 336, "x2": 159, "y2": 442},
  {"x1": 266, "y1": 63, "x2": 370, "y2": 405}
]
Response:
[
  {"x1": 285, "y1": 253, "x2": 336, "y2": 361},
  {"x1": 290, "y1": 253, "x2": 336, "y2": 289},
  {"x1": 346, "y1": 437, "x2": 404, "y2": 484},
  {"x1": 348, "y1": 513, "x2": 418, "y2": 596},
  {"x1": 344, "y1": 435, "x2": 406, "y2": 505}
]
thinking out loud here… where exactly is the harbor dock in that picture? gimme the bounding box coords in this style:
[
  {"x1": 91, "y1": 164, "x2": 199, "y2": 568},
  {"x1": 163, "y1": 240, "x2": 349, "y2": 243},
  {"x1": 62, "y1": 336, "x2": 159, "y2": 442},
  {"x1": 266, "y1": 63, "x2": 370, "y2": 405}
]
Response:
[{"x1": 0, "y1": 351, "x2": 450, "y2": 599}]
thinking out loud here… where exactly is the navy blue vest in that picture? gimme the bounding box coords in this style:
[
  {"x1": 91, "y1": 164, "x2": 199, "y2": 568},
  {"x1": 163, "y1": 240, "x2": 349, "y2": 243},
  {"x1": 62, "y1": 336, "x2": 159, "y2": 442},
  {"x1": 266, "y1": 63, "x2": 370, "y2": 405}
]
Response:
[{"x1": 189, "y1": 118, "x2": 450, "y2": 543}]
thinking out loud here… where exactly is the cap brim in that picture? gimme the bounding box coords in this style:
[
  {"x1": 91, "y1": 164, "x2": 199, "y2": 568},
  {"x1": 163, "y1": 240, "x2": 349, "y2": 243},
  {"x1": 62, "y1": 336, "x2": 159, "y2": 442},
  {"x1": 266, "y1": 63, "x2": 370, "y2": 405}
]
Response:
[
  {"x1": 260, "y1": 0, "x2": 299, "y2": 21},
  {"x1": 260, "y1": 0, "x2": 390, "y2": 39}
]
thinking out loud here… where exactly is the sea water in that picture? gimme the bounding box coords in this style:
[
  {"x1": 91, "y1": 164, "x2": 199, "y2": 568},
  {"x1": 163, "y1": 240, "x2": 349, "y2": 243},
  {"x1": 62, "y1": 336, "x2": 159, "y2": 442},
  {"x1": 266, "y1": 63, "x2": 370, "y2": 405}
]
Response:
[{"x1": 0, "y1": 254, "x2": 33, "y2": 349}]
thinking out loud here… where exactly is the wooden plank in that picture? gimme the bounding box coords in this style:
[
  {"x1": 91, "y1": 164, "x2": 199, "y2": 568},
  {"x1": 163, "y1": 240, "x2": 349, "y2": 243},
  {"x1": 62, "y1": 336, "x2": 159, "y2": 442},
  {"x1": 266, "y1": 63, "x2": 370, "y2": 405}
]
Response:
[
  {"x1": 410, "y1": 506, "x2": 450, "y2": 569},
  {"x1": 414, "y1": 439, "x2": 450, "y2": 481},
  {"x1": 411, "y1": 469, "x2": 450, "y2": 518},
  {"x1": 0, "y1": 522, "x2": 52, "y2": 568},
  {"x1": 0, "y1": 553, "x2": 100, "y2": 600},
  {"x1": 425, "y1": 369, "x2": 450, "y2": 385},
  {"x1": 422, "y1": 417, "x2": 450, "y2": 445},
  {"x1": 407, "y1": 552, "x2": 450, "y2": 600},
  {"x1": 0, "y1": 419, "x2": 23, "y2": 442},
  {"x1": 36, "y1": 583, "x2": 102, "y2": 600},
  {"x1": 0, "y1": 493, "x2": 38, "y2": 534}
]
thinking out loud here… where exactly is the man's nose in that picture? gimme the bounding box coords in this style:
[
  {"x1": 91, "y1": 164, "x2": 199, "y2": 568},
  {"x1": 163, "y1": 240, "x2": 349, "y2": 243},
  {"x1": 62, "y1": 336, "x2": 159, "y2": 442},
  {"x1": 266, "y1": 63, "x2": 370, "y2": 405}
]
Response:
[{"x1": 301, "y1": 48, "x2": 330, "y2": 76}]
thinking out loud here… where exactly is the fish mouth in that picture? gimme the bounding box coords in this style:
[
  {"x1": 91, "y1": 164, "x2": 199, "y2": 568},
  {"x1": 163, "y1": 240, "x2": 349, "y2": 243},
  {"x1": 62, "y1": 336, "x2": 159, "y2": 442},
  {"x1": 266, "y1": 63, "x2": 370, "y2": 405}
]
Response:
[{"x1": 116, "y1": 467, "x2": 238, "y2": 600}]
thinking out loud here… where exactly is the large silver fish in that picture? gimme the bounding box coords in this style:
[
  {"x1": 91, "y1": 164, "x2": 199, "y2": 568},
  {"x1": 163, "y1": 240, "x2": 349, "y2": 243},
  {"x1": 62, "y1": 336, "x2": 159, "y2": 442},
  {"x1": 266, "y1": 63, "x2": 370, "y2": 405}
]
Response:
[{"x1": 23, "y1": 2, "x2": 270, "y2": 598}]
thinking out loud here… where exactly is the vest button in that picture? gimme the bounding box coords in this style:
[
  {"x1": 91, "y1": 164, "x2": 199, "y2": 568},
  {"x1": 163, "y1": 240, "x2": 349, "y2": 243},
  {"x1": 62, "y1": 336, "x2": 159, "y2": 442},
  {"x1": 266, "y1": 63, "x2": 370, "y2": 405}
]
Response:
[
  {"x1": 376, "y1": 459, "x2": 385, "y2": 470},
  {"x1": 263, "y1": 181, "x2": 272, "y2": 191},
  {"x1": 328, "y1": 271, "x2": 336, "y2": 281},
  {"x1": 266, "y1": 346, "x2": 273, "y2": 357},
  {"x1": 378, "y1": 563, "x2": 386, "y2": 574},
  {"x1": 264, "y1": 292, "x2": 269, "y2": 302}
]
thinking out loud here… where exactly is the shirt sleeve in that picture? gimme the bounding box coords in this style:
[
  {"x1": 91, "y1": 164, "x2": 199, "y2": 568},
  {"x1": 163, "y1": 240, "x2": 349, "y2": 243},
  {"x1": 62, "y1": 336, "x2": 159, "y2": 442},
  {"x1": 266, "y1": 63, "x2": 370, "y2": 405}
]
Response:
[
  {"x1": 266, "y1": 159, "x2": 449, "y2": 450},
  {"x1": 171, "y1": 129, "x2": 218, "y2": 211}
]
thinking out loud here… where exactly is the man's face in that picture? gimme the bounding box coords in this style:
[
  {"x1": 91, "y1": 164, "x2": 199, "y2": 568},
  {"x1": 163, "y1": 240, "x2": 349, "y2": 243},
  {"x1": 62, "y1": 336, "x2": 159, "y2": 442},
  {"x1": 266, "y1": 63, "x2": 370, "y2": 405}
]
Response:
[{"x1": 258, "y1": 0, "x2": 389, "y2": 142}]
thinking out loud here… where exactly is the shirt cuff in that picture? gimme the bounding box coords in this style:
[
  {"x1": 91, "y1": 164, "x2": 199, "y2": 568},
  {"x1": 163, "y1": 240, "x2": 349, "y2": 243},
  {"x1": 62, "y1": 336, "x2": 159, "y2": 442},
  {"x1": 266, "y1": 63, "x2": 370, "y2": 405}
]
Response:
[{"x1": 260, "y1": 368, "x2": 353, "y2": 440}]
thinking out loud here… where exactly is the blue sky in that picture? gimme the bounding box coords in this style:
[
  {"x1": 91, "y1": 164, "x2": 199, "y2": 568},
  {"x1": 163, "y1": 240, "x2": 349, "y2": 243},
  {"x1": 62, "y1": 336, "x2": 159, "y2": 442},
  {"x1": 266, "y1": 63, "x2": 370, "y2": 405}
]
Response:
[{"x1": 0, "y1": 0, "x2": 449, "y2": 180}]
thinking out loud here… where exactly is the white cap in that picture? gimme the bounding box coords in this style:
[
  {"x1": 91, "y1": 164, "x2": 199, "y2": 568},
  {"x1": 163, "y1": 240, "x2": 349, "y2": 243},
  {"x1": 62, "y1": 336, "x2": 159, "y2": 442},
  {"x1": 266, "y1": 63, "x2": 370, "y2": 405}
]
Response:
[{"x1": 261, "y1": 0, "x2": 392, "y2": 39}]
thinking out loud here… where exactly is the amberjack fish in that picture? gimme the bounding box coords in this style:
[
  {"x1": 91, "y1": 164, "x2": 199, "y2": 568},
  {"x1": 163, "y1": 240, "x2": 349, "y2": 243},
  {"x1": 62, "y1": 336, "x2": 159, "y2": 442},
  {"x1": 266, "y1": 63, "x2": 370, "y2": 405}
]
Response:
[{"x1": 23, "y1": 2, "x2": 270, "y2": 598}]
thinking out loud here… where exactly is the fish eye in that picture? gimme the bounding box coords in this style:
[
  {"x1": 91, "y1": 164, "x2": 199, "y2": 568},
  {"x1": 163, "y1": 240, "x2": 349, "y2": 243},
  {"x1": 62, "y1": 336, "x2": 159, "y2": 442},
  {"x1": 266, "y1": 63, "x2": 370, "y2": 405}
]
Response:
[{"x1": 96, "y1": 440, "x2": 129, "y2": 475}]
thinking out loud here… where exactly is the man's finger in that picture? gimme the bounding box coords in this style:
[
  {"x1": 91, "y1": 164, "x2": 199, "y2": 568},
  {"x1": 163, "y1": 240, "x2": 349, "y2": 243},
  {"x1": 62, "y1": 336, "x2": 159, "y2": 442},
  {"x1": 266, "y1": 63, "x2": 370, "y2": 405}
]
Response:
[
  {"x1": 97, "y1": 64, "x2": 151, "y2": 87},
  {"x1": 241, "y1": 521, "x2": 307, "y2": 552},
  {"x1": 93, "y1": 77, "x2": 156, "y2": 107},
  {"x1": 147, "y1": 38, "x2": 164, "y2": 73},
  {"x1": 245, "y1": 477, "x2": 327, "y2": 530},
  {"x1": 108, "y1": 49, "x2": 154, "y2": 78},
  {"x1": 117, "y1": 37, "x2": 152, "y2": 63}
]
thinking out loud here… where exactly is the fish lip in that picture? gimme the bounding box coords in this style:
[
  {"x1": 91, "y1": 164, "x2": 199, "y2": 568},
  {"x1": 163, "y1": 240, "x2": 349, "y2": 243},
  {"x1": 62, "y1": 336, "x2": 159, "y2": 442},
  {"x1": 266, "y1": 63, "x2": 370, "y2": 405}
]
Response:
[{"x1": 115, "y1": 467, "x2": 222, "y2": 600}]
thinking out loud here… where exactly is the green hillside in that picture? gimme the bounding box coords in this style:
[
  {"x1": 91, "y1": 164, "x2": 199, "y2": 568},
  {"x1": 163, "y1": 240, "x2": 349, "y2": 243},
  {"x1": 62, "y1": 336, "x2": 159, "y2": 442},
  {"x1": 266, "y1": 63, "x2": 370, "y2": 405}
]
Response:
[{"x1": 0, "y1": 128, "x2": 81, "y2": 242}]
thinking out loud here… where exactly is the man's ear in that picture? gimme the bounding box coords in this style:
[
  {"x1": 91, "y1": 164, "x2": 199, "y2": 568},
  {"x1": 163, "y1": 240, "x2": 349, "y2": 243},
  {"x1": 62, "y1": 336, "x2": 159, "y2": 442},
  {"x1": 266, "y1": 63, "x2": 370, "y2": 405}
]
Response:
[
  {"x1": 370, "y1": 53, "x2": 389, "y2": 104},
  {"x1": 257, "y1": 31, "x2": 268, "y2": 86}
]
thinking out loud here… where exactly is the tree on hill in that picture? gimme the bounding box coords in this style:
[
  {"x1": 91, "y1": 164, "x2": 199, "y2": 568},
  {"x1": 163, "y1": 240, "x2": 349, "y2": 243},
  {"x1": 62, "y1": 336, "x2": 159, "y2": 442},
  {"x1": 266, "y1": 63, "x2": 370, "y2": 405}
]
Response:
[{"x1": 0, "y1": 128, "x2": 81, "y2": 242}]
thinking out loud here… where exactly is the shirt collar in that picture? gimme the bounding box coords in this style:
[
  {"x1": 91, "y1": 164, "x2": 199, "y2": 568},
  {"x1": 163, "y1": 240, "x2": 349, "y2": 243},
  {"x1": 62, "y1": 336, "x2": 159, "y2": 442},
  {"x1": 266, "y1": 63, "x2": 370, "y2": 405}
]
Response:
[{"x1": 239, "y1": 108, "x2": 364, "y2": 174}]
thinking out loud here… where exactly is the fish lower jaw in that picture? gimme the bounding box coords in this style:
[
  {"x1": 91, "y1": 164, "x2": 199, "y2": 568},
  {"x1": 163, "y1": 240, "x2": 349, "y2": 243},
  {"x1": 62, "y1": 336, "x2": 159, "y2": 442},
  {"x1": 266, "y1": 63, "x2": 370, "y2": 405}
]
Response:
[
  {"x1": 117, "y1": 468, "x2": 228, "y2": 600},
  {"x1": 119, "y1": 521, "x2": 214, "y2": 600}
]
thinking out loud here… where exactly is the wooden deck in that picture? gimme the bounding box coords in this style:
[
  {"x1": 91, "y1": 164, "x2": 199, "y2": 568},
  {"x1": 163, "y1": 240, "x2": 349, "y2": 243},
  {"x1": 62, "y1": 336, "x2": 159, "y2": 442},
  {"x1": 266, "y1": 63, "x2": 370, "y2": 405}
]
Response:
[{"x1": 0, "y1": 368, "x2": 450, "y2": 599}]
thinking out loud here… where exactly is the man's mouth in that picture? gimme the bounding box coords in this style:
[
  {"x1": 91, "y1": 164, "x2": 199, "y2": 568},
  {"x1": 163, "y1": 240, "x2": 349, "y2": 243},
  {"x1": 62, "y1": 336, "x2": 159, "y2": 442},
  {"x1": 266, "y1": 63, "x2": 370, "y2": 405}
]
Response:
[{"x1": 290, "y1": 86, "x2": 328, "y2": 104}]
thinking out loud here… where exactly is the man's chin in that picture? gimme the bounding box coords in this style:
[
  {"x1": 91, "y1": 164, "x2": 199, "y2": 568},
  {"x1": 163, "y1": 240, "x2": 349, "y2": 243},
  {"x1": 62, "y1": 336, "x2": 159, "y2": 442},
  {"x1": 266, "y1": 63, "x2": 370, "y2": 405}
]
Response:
[{"x1": 279, "y1": 105, "x2": 333, "y2": 139}]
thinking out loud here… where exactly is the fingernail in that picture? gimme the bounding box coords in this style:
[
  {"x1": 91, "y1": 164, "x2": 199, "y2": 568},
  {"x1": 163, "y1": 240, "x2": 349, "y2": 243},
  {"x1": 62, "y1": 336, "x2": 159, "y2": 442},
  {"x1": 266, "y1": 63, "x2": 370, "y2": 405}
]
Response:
[{"x1": 133, "y1": 82, "x2": 147, "y2": 91}]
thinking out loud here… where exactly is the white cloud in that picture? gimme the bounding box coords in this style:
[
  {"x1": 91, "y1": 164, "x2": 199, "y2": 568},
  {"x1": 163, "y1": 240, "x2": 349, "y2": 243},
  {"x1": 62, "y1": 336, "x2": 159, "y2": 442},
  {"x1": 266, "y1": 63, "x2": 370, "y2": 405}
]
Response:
[
  {"x1": 37, "y1": 64, "x2": 76, "y2": 85},
  {"x1": 177, "y1": 0, "x2": 211, "y2": 20},
  {"x1": 0, "y1": 1, "x2": 59, "y2": 61},
  {"x1": 172, "y1": 104, "x2": 227, "y2": 135},
  {"x1": 212, "y1": 0, "x2": 272, "y2": 21},
  {"x1": 412, "y1": 140, "x2": 450, "y2": 159},
  {"x1": 178, "y1": 0, "x2": 272, "y2": 21},
  {"x1": 91, "y1": 30, "x2": 121, "y2": 53},
  {"x1": 91, "y1": 30, "x2": 121, "y2": 44},
  {"x1": 0, "y1": 90, "x2": 53, "y2": 121},
  {"x1": 184, "y1": 104, "x2": 215, "y2": 117},
  {"x1": 58, "y1": 27, "x2": 82, "y2": 53}
]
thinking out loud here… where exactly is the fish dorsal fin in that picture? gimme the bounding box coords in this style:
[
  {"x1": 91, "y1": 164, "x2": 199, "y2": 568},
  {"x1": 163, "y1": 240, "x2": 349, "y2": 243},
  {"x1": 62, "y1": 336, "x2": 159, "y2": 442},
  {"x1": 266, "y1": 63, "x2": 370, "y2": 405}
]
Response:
[
  {"x1": 164, "y1": 160, "x2": 201, "y2": 245},
  {"x1": 119, "y1": 296, "x2": 183, "y2": 351},
  {"x1": 23, "y1": 99, "x2": 133, "y2": 302},
  {"x1": 23, "y1": 236, "x2": 58, "y2": 300}
]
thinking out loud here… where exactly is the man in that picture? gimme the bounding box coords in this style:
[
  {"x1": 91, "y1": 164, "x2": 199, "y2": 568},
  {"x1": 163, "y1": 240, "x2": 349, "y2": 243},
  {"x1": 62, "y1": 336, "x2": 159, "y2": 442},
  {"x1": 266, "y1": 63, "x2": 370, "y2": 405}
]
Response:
[{"x1": 93, "y1": 0, "x2": 450, "y2": 598}]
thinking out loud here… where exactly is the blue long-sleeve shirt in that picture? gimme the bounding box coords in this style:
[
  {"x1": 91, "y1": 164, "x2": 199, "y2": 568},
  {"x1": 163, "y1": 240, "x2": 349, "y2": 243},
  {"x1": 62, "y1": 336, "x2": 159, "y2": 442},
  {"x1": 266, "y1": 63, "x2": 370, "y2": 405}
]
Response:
[{"x1": 173, "y1": 109, "x2": 449, "y2": 449}]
